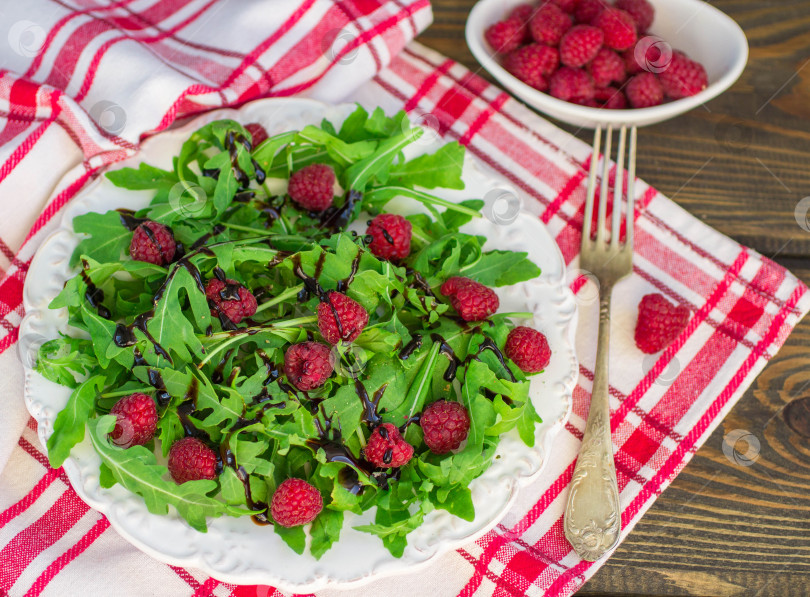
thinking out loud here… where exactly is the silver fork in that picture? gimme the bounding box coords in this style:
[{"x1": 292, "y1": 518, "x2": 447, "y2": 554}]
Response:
[{"x1": 564, "y1": 125, "x2": 637, "y2": 562}]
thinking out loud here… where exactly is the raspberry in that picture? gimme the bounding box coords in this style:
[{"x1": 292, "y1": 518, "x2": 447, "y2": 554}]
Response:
[
  {"x1": 288, "y1": 163, "x2": 335, "y2": 212},
  {"x1": 485, "y1": 19, "x2": 524, "y2": 54},
  {"x1": 575, "y1": 0, "x2": 604, "y2": 24},
  {"x1": 244, "y1": 122, "x2": 268, "y2": 147},
  {"x1": 503, "y1": 44, "x2": 559, "y2": 91},
  {"x1": 284, "y1": 341, "x2": 334, "y2": 391},
  {"x1": 595, "y1": 86, "x2": 628, "y2": 109},
  {"x1": 560, "y1": 25, "x2": 604, "y2": 68},
  {"x1": 505, "y1": 326, "x2": 551, "y2": 373},
  {"x1": 552, "y1": 0, "x2": 578, "y2": 13},
  {"x1": 317, "y1": 291, "x2": 368, "y2": 344},
  {"x1": 205, "y1": 278, "x2": 257, "y2": 325},
  {"x1": 616, "y1": 0, "x2": 654, "y2": 32},
  {"x1": 420, "y1": 400, "x2": 470, "y2": 454},
  {"x1": 625, "y1": 72, "x2": 664, "y2": 108},
  {"x1": 130, "y1": 221, "x2": 176, "y2": 266},
  {"x1": 168, "y1": 437, "x2": 218, "y2": 484},
  {"x1": 270, "y1": 478, "x2": 323, "y2": 527},
  {"x1": 508, "y1": 4, "x2": 534, "y2": 42},
  {"x1": 366, "y1": 213, "x2": 412, "y2": 261},
  {"x1": 658, "y1": 52, "x2": 708, "y2": 99},
  {"x1": 364, "y1": 423, "x2": 413, "y2": 468},
  {"x1": 529, "y1": 4, "x2": 572, "y2": 46},
  {"x1": 588, "y1": 48, "x2": 625, "y2": 87},
  {"x1": 109, "y1": 393, "x2": 157, "y2": 448},
  {"x1": 634, "y1": 293, "x2": 689, "y2": 353},
  {"x1": 549, "y1": 67, "x2": 595, "y2": 102},
  {"x1": 440, "y1": 276, "x2": 499, "y2": 322},
  {"x1": 594, "y1": 8, "x2": 637, "y2": 51}
]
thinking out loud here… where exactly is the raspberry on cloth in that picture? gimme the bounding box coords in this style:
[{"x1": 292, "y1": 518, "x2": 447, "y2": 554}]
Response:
[{"x1": 0, "y1": 2, "x2": 809, "y2": 597}]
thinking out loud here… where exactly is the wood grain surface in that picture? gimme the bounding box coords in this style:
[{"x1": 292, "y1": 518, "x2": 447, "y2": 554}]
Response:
[{"x1": 420, "y1": 1, "x2": 810, "y2": 595}]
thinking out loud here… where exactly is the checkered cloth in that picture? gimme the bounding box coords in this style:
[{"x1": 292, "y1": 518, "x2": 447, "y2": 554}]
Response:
[{"x1": 1, "y1": 2, "x2": 807, "y2": 596}]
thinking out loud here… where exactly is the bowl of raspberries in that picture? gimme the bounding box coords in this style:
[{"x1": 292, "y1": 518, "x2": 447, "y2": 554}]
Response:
[{"x1": 467, "y1": 0, "x2": 748, "y2": 128}]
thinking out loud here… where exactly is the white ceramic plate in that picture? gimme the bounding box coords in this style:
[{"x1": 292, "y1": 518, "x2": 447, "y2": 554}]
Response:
[
  {"x1": 20, "y1": 98, "x2": 577, "y2": 592},
  {"x1": 466, "y1": 0, "x2": 749, "y2": 128}
]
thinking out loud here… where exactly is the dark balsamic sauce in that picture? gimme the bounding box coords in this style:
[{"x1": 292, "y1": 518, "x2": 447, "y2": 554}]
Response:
[
  {"x1": 116, "y1": 209, "x2": 147, "y2": 231},
  {"x1": 190, "y1": 224, "x2": 225, "y2": 250},
  {"x1": 430, "y1": 333, "x2": 461, "y2": 382},
  {"x1": 316, "y1": 189, "x2": 362, "y2": 232},
  {"x1": 398, "y1": 334, "x2": 423, "y2": 360},
  {"x1": 355, "y1": 379, "x2": 385, "y2": 427},
  {"x1": 335, "y1": 253, "x2": 361, "y2": 294},
  {"x1": 80, "y1": 266, "x2": 111, "y2": 320}
]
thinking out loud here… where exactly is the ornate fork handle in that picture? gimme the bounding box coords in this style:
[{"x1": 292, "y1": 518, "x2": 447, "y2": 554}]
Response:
[{"x1": 564, "y1": 285, "x2": 621, "y2": 561}]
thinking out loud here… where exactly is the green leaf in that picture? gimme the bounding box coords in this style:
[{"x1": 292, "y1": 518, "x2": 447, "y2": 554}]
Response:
[
  {"x1": 70, "y1": 211, "x2": 131, "y2": 267},
  {"x1": 106, "y1": 163, "x2": 178, "y2": 191},
  {"x1": 460, "y1": 250, "x2": 541, "y2": 287},
  {"x1": 388, "y1": 142, "x2": 466, "y2": 190},
  {"x1": 36, "y1": 337, "x2": 97, "y2": 388},
  {"x1": 345, "y1": 129, "x2": 422, "y2": 191},
  {"x1": 46, "y1": 375, "x2": 104, "y2": 468},
  {"x1": 310, "y1": 508, "x2": 344, "y2": 559},
  {"x1": 88, "y1": 416, "x2": 245, "y2": 532},
  {"x1": 274, "y1": 523, "x2": 306, "y2": 554}
]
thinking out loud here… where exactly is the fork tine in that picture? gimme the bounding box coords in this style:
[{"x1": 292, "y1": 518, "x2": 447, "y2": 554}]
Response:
[
  {"x1": 625, "y1": 126, "x2": 637, "y2": 250},
  {"x1": 610, "y1": 126, "x2": 627, "y2": 248},
  {"x1": 581, "y1": 126, "x2": 602, "y2": 251},
  {"x1": 595, "y1": 125, "x2": 613, "y2": 246}
]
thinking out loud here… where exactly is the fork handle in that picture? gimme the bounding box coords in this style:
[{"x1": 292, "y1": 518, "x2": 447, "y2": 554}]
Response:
[{"x1": 564, "y1": 285, "x2": 621, "y2": 561}]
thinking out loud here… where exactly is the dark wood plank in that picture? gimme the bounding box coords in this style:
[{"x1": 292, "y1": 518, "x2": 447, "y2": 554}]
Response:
[{"x1": 421, "y1": 2, "x2": 810, "y2": 595}]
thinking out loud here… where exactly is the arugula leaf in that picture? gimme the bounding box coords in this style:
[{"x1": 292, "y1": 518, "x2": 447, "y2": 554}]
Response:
[
  {"x1": 46, "y1": 375, "x2": 105, "y2": 468},
  {"x1": 88, "y1": 416, "x2": 246, "y2": 532},
  {"x1": 460, "y1": 250, "x2": 541, "y2": 286},
  {"x1": 388, "y1": 142, "x2": 466, "y2": 190},
  {"x1": 70, "y1": 211, "x2": 131, "y2": 267},
  {"x1": 36, "y1": 336, "x2": 96, "y2": 388}
]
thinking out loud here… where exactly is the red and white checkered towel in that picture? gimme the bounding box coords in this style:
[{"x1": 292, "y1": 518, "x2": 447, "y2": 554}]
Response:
[{"x1": 1, "y1": 2, "x2": 807, "y2": 596}]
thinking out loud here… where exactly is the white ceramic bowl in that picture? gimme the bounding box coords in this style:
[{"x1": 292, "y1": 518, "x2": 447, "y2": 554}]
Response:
[{"x1": 466, "y1": 0, "x2": 749, "y2": 128}]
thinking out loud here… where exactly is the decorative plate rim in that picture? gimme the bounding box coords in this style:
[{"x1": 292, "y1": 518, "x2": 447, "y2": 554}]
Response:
[{"x1": 20, "y1": 98, "x2": 577, "y2": 591}]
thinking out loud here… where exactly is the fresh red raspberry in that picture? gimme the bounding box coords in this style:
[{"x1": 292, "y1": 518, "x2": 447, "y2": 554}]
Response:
[
  {"x1": 284, "y1": 341, "x2": 334, "y2": 391},
  {"x1": 130, "y1": 221, "x2": 176, "y2": 266},
  {"x1": 575, "y1": 0, "x2": 604, "y2": 24},
  {"x1": 549, "y1": 67, "x2": 596, "y2": 102},
  {"x1": 595, "y1": 86, "x2": 628, "y2": 109},
  {"x1": 625, "y1": 72, "x2": 664, "y2": 108},
  {"x1": 505, "y1": 326, "x2": 551, "y2": 373},
  {"x1": 420, "y1": 400, "x2": 471, "y2": 454},
  {"x1": 366, "y1": 213, "x2": 412, "y2": 261},
  {"x1": 508, "y1": 4, "x2": 534, "y2": 42},
  {"x1": 658, "y1": 52, "x2": 708, "y2": 99},
  {"x1": 616, "y1": 0, "x2": 654, "y2": 32},
  {"x1": 205, "y1": 278, "x2": 257, "y2": 325},
  {"x1": 552, "y1": 0, "x2": 578, "y2": 13},
  {"x1": 317, "y1": 291, "x2": 369, "y2": 344},
  {"x1": 288, "y1": 163, "x2": 335, "y2": 212},
  {"x1": 588, "y1": 48, "x2": 625, "y2": 87},
  {"x1": 625, "y1": 38, "x2": 669, "y2": 75},
  {"x1": 270, "y1": 478, "x2": 323, "y2": 527},
  {"x1": 560, "y1": 25, "x2": 604, "y2": 68},
  {"x1": 594, "y1": 8, "x2": 637, "y2": 51},
  {"x1": 244, "y1": 122, "x2": 268, "y2": 147},
  {"x1": 440, "y1": 276, "x2": 499, "y2": 322},
  {"x1": 109, "y1": 393, "x2": 157, "y2": 448},
  {"x1": 529, "y1": 4, "x2": 572, "y2": 46},
  {"x1": 634, "y1": 293, "x2": 689, "y2": 353},
  {"x1": 364, "y1": 423, "x2": 414, "y2": 468},
  {"x1": 503, "y1": 44, "x2": 559, "y2": 91},
  {"x1": 509, "y1": 3, "x2": 535, "y2": 23},
  {"x1": 485, "y1": 18, "x2": 524, "y2": 54},
  {"x1": 168, "y1": 437, "x2": 218, "y2": 484}
]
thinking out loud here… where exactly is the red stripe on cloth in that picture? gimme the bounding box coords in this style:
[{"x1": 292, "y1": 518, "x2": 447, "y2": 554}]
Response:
[
  {"x1": 541, "y1": 169, "x2": 587, "y2": 225},
  {"x1": 192, "y1": 577, "x2": 220, "y2": 597},
  {"x1": 22, "y1": 516, "x2": 110, "y2": 597},
  {"x1": 0, "y1": 78, "x2": 40, "y2": 145},
  {"x1": 457, "y1": 91, "x2": 509, "y2": 146},
  {"x1": 24, "y1": 0, "x2": 139, "y2": 78},
  {"x1": 169, "y1": 565, "x2": 201, "y2": 590},
  {"x1": 0, "y1": 491, "x2": 90, "y2": 589},
  {"x1": 0, "y1": 469, "x2": 60, "y2": 529},
  {"x1": 0, "y1": 93, "x2": 62, "y2": 184},
  {"x1": 44, "y1": 19, "x2": 116, "y2": 91},
  {"x1": 403, "y1": 59, "x2": 454, "y2": 113},
  {"x1": 457, "y1": 548, "x2": 528, "y2": 597}
]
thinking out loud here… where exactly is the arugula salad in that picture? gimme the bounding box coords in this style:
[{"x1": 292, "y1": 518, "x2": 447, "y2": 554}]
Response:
[{"x1": 36, "y1": 105, "x2": 547, "y2": 558}]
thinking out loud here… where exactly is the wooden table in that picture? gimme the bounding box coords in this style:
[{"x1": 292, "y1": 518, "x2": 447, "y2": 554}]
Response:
[{"x1": 421, "y1": 2, "x2": 810, "y2": 595}]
